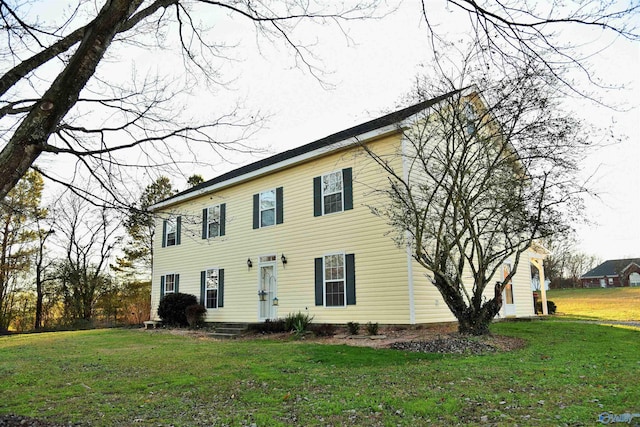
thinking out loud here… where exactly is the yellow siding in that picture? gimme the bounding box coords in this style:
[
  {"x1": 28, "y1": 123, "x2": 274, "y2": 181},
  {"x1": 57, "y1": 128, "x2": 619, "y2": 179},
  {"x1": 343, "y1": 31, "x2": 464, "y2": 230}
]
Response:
[
  {"x1": 151, "y1": 129, "x2": 536, "y2": 325},
  {"x1": 151, "y1": 134, "x2": 413, "y2": 324}
]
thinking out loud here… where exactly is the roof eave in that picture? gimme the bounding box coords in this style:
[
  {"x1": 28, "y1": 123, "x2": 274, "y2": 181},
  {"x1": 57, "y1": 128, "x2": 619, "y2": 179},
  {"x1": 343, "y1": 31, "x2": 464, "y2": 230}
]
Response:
[{"x1": 150, "y1": 123, "x2": 402, "y2": 211}]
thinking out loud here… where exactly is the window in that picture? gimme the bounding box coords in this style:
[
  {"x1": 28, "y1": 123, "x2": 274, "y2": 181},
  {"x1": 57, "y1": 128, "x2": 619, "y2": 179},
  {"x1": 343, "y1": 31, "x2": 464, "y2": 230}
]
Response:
[
  {"x1": 160, "y1": 273, "x2": 179, "y2": 297},
  {"x1": 166, "y1": 218, "x2": 176, "y2": 246},
  {"x1": 165, "y1": 274, "x2": 176, "y2": 293},
  {"x1": 313, "y1": 168, "x2": 353, "y2": 217},
  {"x1": 323, "y1": 171, "x2": 343, "y2": 214},
  {"x1": 200, "y1": 268, "x2": 225, "y2": 308},
  {"x1": 314, "y1": 253, "x2": 356, "y2": 307},
  {"x1": 206, "y1": 269, "x2": 218, "y2": 309},
  {"x1": 324, "y1": 254, "x2": 345, "y2": 306},
  {"x1": 260, "y1": 189, "x2": 276, "y2": 227},
  {"x1": 253, "y1": 187, "x2": 283, "y2": 229},
  {"x1": 463, "y1": 101, "x2": 476, "y2": 136},
  {"x1": 162, "y1": 216, "x2": 181, "y2": 247},
  {"x1": 202, "y1": 204, "x2": 226, "y2": 239}
]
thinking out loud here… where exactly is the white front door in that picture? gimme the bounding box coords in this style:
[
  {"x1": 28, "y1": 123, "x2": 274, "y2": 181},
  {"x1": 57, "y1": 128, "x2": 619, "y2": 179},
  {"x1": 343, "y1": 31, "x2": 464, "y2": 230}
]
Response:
[
  {"x1": 502, "y1": 263, "x2": 516, "y2": 316},
  {"x1": 258, "y1": 258, "x2": 277, "y2": 320}
]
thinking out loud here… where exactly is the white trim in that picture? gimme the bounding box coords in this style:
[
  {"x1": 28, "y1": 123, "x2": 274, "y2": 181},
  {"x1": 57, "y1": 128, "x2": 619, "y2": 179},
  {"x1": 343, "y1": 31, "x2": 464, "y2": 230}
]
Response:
[
  {"x1": 323, "y1": 252, "x2": 347, "y2": 308},
  {"x1": 258, "y1": 188, "x2": 277, "y2": 228},
  {"x1": 401, "y1": 134, "x2": 416, "y2": 324},
  {"x1": 163, "y1": 272, "x2": 177, "y2": 294},
  {"x1": 320, "y1": 169, "x2": 345, "y2": 216},
  {"x1": 204, "y1": 267, "x2": 220, "y2": 310},
  {"x1": 258, "y1": 255, "x2": 278, "y2": 321},
  {"x1": 205, "y1": 205, "x2": 221, "y2": 239},
  {"x1": 165, "y1": 218, "x2": 177, "y2": 246},
  {"x1": 150, "y1": 125, "x2": 400, "y2": 210}
]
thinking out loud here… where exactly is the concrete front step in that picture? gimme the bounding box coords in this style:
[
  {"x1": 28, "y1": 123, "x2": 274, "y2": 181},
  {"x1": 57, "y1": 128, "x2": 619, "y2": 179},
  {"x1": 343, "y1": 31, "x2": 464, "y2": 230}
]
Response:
[{"x1": 209, "y1": 322, "x2": 248, "y2": 339}]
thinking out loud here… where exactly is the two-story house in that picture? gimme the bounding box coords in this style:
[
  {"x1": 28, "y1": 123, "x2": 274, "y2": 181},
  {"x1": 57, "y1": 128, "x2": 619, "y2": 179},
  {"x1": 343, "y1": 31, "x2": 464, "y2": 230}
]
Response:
[{"x1": 149, "y1": 88, "x2": 539, "y2": 325}]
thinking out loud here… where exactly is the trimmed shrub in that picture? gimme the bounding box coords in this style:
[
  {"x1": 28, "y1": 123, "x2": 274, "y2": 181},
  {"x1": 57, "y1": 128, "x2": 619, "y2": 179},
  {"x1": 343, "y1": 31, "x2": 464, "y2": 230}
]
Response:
[
  {"x1": 311, "y1": 323, "x2": 337, "y2": 337},
  {"x1": 284, "y1": 311, "x2": 314, "y2": 332},
  {"x1": 157, "y1": 293, "x2": 198, "y2": 327},
  {"x1": 536, "y1": 300, "x2": 557, "y2": 315},
  {"x1": 365, "y1": 322, "x2": 379, "y2": 336},
  {"x1": 186, "y1": 304, "x2": 207, "y2": 328},
  {"x1": 247, "y1": 319, "x2": 286, "y2": 334},
  {"x1": 347, "y1": 321, "x2": 360, "y2": 335}
]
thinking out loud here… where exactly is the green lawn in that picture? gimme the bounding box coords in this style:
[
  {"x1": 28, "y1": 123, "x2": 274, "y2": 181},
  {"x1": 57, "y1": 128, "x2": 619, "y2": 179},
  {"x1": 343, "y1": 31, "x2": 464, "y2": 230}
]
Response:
[
  {"x1": 1, "y1": 322, "x2": 638, "y2": 426},
  {"x1": 547, "y1": 287, "x2": 640, "y2": 321}
]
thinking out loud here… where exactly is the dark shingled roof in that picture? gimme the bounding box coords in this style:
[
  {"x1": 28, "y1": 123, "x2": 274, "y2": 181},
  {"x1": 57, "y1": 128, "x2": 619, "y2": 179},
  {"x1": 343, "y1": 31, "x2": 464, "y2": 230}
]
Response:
[
  {"x1": 157, "y1": 88, "x2": 465, "y2": 206},
  {"x1": 581, "y1": 258, "x2": 640, "y2": 278}
]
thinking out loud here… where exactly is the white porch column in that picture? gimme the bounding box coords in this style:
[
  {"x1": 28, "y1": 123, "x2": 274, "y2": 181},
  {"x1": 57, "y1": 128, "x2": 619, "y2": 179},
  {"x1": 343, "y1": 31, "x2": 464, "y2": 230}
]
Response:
[{"x1": 531, "y1": 258, "x2": 548, "y2": 315}]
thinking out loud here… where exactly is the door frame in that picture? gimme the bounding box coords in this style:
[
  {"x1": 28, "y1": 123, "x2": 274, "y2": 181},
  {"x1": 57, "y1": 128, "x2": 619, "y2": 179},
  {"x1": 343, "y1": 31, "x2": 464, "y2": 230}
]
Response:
[
  {"x1": 502, "y1": 262, "x2": 516, "y2": 317},
  {"x1": 258, "y1": 255, "x2": 277, "y2": 321}
]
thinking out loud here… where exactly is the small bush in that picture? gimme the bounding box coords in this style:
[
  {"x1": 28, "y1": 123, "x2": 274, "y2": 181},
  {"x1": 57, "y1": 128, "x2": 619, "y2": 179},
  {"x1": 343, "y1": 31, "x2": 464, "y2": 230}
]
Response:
[
  {"x1": 311, "y1": 323, "x2": 337, "y2": 337},
  {"x1": 365, "y1": 322, "x2": 379, "y2": 336},
  {"x1": 247, "y1": 319, "x2": 286, "y2": 334},
  {"x1": 536, "y1": 300, "x2": 557, "y2": 315},
  {"x1": 347, "y1": 321, "x2": 360, "y2": 335},
  {"x1": 157, "y1": 293, "x2": 198, "y2": 327},
  {"x1": 284, "y1": 311, "x2": 314, "y2": 332},
  {"x1": 185, "y1": 304, "x2": 207, "y2": 328}
]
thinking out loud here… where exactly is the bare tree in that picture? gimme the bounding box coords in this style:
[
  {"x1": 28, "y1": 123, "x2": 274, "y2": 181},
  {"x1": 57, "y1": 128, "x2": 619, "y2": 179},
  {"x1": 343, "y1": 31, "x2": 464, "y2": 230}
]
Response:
[
  {"x1": 52, "y1": 193, "x2": 120, "y2": 322},
  {"x1": 0, "y1": 0, "x2": 381, "y2": 204},
  {"x1": 364, "y1": 61, "x2": 599, "y2": 335},
  {"x1": 422, "y1": 1, "x2": 639, "y2": 99},
  {"x1": 0, "y1": 1, "x2": 637, "y2": 205}
]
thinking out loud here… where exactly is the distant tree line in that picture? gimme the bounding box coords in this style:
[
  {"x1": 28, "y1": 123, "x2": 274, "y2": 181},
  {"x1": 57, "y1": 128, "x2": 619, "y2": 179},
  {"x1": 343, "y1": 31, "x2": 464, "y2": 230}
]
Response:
[
  {"x1": 0, "y1": 172, "x2": 199, "y2": 333},
  {"x1": 540, "y1": 238, "x2": 601, "y2": 289}
]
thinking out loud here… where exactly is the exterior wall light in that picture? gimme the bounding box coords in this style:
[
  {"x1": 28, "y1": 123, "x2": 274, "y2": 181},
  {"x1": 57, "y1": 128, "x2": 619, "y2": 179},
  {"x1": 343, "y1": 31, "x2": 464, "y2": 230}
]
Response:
[
  {"x1": 247, "y1": 258, "x2": 253, "y2": 270},
  {"x1": 273, "y1": 297, "x2": 279, "y2": 306},
  {"x1": 258, "y1": 289, "x2": 267, "y2": 301},
  {"x1": 281, "y1": 253, "x2": 287, "y2": 267}
]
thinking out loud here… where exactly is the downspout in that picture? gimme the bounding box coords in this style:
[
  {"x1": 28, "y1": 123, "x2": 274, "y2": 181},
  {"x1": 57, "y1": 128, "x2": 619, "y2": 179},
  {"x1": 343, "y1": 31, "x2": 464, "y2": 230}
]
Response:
[{"x1": 401, "y1": 133, "x2": 416, "y2": 324}]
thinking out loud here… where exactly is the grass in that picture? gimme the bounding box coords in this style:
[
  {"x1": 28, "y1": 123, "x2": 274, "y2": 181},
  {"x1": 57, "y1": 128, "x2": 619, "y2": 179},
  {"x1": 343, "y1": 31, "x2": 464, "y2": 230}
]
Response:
[
  {"x1": 1, "y1": 322, "x2": 639, "y2": 426},
  {"x1": 547, "y1": 287, "x2": 640, "y2": 321}
]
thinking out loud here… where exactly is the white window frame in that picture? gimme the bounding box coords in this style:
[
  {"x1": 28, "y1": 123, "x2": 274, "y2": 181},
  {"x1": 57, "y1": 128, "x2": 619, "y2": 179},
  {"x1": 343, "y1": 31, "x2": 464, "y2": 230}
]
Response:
[
  {"x1": 323, "y1": 252, "x2": 346, "y2": 308},
  {"x1": 165, "y1": 218, "x2": 177, "y2": 247},
  {"x1": 259, "y1": 189, "x2": 276, "y2": 228},
  {"x1": 206, "y1": 205, "x2": 221, "y2": 238},
  {"x1": 205, "y1": 268, "x2": 219, "y2": 309},
  {"x1": 164, "y1": 273, "x2": 176, "y2": 294},
  {"x1": 321, "y1": 170, "x2": 344, "y2": 215}
]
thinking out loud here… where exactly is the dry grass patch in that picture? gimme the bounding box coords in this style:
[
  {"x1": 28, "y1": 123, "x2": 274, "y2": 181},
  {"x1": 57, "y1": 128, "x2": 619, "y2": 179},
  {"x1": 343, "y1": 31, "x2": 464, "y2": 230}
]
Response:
[{"x1": 548, "y1": 287, "x2": 640, "y2": 321}]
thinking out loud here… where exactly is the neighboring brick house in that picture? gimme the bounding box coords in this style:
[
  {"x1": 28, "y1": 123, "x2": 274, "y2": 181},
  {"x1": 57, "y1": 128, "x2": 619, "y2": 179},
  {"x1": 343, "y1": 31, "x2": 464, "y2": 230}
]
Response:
[{"x1": 580, "y1": 258, "x2": 640, "y2": 288}]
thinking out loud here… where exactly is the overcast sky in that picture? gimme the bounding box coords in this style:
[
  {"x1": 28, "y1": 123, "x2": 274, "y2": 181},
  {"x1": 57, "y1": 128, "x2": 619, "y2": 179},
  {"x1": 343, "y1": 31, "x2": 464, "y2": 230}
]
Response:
[
  {"x1": 195, "y1": 1, "x2": 639, "y2": 261},
  {"x1": 36, "y1": 0, "x2": 639, "y2": 262}
]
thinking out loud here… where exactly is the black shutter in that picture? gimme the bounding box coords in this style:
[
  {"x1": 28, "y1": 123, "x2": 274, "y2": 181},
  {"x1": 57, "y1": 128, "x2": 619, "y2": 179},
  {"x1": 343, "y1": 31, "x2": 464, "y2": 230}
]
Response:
[
  {"x1": 314, "y1": 257, "x2": 324, "y2": 306},
  {"x1": 162, "y1": 220, "x2": 167, "y2": 247},
  {"x1": 160, "y1": 276, "x2": 165, "y2": 298},
  {"x1": 313, "y1": 176, "x2": 322, "y2": 217},
  {"x1": 200, "y1": 271, "x2": 206, "y2": 306},
  {"x1": 176, "y1": 216, "x2": 182, "y2": 245},
  {"x1": 342, "y1": 168, "x2": 353, "y2": 211},
  {"x1": 346, "y1": 254, "x2": 356, "y2": 305},
  {"x1": 252, "y1": 194, "x2": 259, "y2": 229},
  {"x1": 174, "y1": 274, "x2": 180, "y2": 293},
  {"x1": 202, "y1": 209, "x2": 208, "y2": 239},
  {"x1": 219, "y1": 203, "x2": 226, "y2": 236},
  {"x1": 276, "y1": 187, "x2": 284, "y2": 224},
  {"x1": 218, "y1": 269, "x2": 224, "y2": 308}
]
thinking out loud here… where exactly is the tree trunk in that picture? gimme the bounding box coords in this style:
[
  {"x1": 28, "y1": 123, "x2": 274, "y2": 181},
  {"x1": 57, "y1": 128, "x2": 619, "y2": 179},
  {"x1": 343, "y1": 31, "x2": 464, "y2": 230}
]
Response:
[{"x1": 0, "y1": 0, "x2": 145, "y2": 200}]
